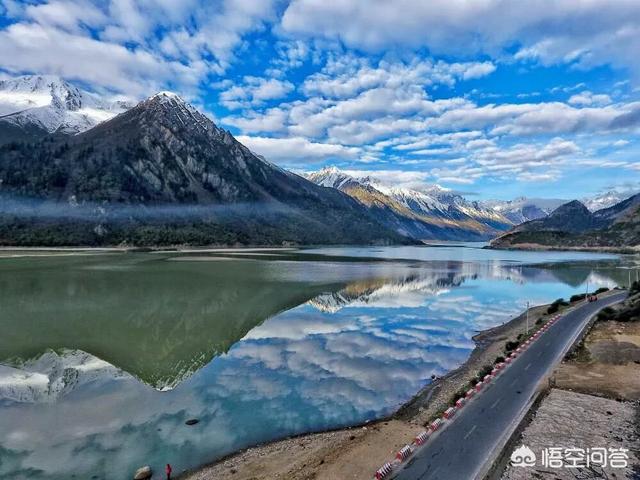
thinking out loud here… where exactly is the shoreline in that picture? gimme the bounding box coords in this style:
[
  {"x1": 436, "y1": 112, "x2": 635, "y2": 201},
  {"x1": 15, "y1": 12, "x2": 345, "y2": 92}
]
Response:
[
  {"x1": 180, "y1": 299, "x2": 575, "y2": 480},
  {"x1": 487, "y1": 243, "x2": 639, "y2": 254}
]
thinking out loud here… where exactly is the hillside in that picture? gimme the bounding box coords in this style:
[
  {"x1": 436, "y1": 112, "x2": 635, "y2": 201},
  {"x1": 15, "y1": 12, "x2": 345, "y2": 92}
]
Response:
[
  {"x1": 307, "y1": 167, "x2": 513, "y2": 240},
  {"x1": 0, "y1": 92, "x2": 414, "y2": 247},
  {"x1": 491, "y1": 194, "x2": 640, "y2": 250}
]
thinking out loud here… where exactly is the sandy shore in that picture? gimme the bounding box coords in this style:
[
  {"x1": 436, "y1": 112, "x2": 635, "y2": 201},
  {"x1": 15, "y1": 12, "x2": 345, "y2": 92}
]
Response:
[{"x1": 180, "y1": 298, "x2": 586, "y2": 480}]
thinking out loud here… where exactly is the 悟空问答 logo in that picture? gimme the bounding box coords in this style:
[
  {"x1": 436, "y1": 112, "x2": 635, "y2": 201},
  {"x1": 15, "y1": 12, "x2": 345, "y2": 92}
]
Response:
[{"x1": 511, "y1": 445, "x2": 536, "y2": 467}]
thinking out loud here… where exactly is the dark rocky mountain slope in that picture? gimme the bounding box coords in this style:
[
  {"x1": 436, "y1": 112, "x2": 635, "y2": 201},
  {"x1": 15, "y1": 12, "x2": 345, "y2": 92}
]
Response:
[
  {"x1": 491, "y1": 194, "x2": 640, "y2": 250},
  {"x1": 0, "y1": 92, "x2": 414, "y2": 247}
]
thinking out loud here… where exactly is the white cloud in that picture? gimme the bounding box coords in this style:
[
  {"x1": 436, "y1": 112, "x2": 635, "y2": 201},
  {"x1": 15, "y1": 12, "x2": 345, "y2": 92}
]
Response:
[
  {"x1": 567, "y1": 90, "x2": 612, "y2": 107},
  {"x1": 237, "y1": 135, "x2": 362, "y2": 164},
  {"x1": 282, "y1": 0, "x2": 640, "y2": 77},
  {"x1": 301, "y1": 56, "x2": 496, "y2": 99},
  {"x1": 0, "y1": 22, "x2": 196, "y2": 96},
  {"x1": 0, "y1": 0, "x2": 280, "y2": 96},
  {"x1": 220, "y1": 76, "x2": 294, "y2": 109}
]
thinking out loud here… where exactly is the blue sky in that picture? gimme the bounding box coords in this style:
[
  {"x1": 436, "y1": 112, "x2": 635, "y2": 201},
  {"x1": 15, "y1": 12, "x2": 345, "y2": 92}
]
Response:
[{"x1": 0, "y1": 0, "x2": 639, "y2": 200}]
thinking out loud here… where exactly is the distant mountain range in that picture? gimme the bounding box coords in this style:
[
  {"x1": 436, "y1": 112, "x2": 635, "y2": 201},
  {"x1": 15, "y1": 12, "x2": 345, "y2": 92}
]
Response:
[
  {"x1": 0, "y1": 75, "x2": 131, "y2": 144},
  {"x1": 0, "y1": 90, "x2": 412, "y2": 246},
  {"x1": 0, "y1": 74, "x2": 635, "y2": 247},
  {"x1": 491, "y1": 194, "x2": 640, "y2": 251},
  {"x1": 481, "y1": 197, "x2": 565, "y2": 224},
  {"x1": 307, "y1": 167, "x2": 513, "y2": 240},
  {"x1": 581, "y1": 190, "x2": 634, "y2": 211}
]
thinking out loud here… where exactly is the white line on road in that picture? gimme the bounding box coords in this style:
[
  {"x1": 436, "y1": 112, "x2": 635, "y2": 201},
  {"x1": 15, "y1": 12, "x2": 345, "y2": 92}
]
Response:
[
  {"x1": 463, "y1": 425, "x2": 477, "y2": 440},
  {"x1": 490, "y1": 398, "x2": 501, "y2": 409},
  {"x1": 545, "y1": 341, "x2": 551, "y2": 346},
  {"x1": 524, "y1": 362, "x2": 532, "y2": 371},
  {"x1": 537, "y1": 350, "x2": 543, "y2": 357},
  {"x1": 509, "y1": 378, "x2": 517, "y2": 387}
]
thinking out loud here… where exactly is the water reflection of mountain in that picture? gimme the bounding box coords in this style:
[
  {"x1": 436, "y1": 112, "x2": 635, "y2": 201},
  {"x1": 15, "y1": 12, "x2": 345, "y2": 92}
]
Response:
[
  {"x1": 0, "y1": 254, "x2": 622, "y2": 394},
  {"x1": 0, "y1": 254, "x2": 348, "y2": 390},
  {"x1": 308, "y1": 273, "x2": 466, "y2": 312},
  {"x1": 306, "y1": 260, "x2": 621, "y2": 313},
  {"x1": 0, "y1": 349, "x2": 131, "y2": 403}
]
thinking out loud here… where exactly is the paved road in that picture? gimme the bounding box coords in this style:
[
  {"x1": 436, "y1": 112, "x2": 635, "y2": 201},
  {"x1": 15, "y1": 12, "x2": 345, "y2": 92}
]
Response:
[{"x1": 394, "y1": 292, "x2": 627, "y2": 480}]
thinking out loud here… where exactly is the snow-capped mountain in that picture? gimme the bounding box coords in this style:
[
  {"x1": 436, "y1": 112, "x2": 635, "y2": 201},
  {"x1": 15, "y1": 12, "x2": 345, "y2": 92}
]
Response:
[
  {"x1": 0, "y1": 74, "x2": 132, "y2": 143},
  {"x1": 307, "y1": 167, "x2": 513, "y2": 240},
  {"x1": 482, "y1": 197, "x2": 566, "y2": 225},
  {"x1": 582, "y1": 190, "x2": 637, "y2": 212},
  {"x1": 376, "y1": 182, "x2": 510, "y2": 230},
  {"x1": 0, "y1": 349, "x2": 129, "y2": 403}
]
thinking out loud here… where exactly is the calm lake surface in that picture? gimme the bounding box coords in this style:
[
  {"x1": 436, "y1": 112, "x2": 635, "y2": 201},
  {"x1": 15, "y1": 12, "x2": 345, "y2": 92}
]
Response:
[{"x1": 0, "y1": 244, "x2": 633, "y2": 479}]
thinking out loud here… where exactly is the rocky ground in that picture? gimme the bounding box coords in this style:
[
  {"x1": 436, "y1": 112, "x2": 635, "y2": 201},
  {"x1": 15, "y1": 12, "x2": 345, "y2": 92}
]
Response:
[
  {"x1": 500, "y1": 389, "x2": 639, "y2": 480},
  {"x1": 180, "y1": 299, "x2": 578, "y2": 480}
]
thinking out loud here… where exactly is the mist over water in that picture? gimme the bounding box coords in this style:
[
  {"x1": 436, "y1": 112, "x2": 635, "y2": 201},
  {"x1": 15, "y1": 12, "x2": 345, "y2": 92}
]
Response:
[
  {"x1": 0, "y1": 246, "x2": 626, "y2": 480},
  {"x1": 0, "y1": 193, "x2": 296, "y2": 221}
]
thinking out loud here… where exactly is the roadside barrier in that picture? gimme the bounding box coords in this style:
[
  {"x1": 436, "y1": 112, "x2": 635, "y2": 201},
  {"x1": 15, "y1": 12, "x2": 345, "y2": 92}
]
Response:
[
  {"x1": 375, "y1": 462, "x2": 393, "y2": 479},
  {"x1": 443, "y1": 407, "x2": 456, "y2": 419},
  {"x1": 414, "y1": 431, "x2": 430, "y2": 445},
  {"x1": 430, "y1": 418, "x2": 444, "y2": 431},
  {"x1": 371, "y1": 312, "x2": 566, "y2": 478},
  {"x1": 396, "y1": 445, "x2": 412, "y2": 461}
]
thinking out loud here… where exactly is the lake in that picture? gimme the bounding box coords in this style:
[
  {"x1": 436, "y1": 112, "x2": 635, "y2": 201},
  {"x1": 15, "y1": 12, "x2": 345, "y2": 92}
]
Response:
[{"x1": 0, "y1": 245, "x2": 633, "y2": 479}]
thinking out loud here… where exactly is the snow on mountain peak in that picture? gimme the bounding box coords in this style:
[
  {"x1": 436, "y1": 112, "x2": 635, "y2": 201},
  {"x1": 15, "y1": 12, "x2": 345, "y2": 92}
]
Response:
[
  {"x1": 0, "y1": 74, "x2": 132, "y2": 135},
  {"x1": 582, "y1": 190, "x2": 635, "y2": 211},
  {"x1": 149, "y1": 91, "x2": 183, "y2": 102}
]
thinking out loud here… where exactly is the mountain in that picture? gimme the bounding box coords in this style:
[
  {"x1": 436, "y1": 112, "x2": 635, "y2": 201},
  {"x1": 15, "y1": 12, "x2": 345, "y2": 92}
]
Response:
[
  {"x1": 0, "y1": 349, "x2": 129, "y2": 403},
  {"x1": 491, "y1": 194, "x2": 640, "y2": 250},
  {"x1": 0, "y1": 92, "x2": 414, "y2": 247},
  {"x1": 582, "y1": 190, "x2": 637, "y2": 211},
  {"x1": 0, "y1": 74, "x2": 131, "y2": 145},
  {"x1": 307, "y1": 167, "x2": 513, "y2": 240},
  {"x1": 482, "y1": 197, "x2": 565, "y2": 224}
]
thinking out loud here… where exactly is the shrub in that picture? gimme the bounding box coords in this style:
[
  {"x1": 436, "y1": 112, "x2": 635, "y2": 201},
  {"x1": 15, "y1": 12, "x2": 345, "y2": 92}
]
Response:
[
  {"x1": 505, "y1": 340, "x2": 520, "y2": 351},
  {"x1": 596, "y1": 306, "x2": 616, "y2": 322},
  {"x1": 630, "y1": 281, "x2": 640, "y2": 295},
  {"x1": 547, "y1": 298, "x2": 568, "y2": 314},
  {"x1": 477, "y1": 364, "x2": 493, "y2": 380},
  {"x1": 495, "y1": 356, "x2": 505, "y2": 364},
  {"x1": 594, "y1": 287, "x2": 609, "y2": 295},
  {"x1": 570, "y1": 293, "x2": 587, "y2": 303}
]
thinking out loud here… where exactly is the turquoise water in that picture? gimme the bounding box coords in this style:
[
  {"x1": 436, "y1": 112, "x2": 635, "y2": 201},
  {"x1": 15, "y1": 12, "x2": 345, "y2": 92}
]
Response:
[{"x1": 0, "y1": 245, "x2": 628, "y2": 479}]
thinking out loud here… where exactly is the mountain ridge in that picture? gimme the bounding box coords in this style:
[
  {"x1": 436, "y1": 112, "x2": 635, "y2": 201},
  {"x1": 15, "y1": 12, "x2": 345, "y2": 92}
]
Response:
[
  {"x1": 491, "y1": 194, "x2": 640, "y2": 250},
  {"x1": 0, "y1": 92, "x2": 414, "y2": 247},
  {"x1": 306, "y1": 166, "x2": 513, "y2": 241}
]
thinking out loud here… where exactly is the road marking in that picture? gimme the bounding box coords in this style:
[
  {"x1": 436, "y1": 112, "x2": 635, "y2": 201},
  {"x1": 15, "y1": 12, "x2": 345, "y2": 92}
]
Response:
[
  {"x1": 463, "y1": 425, "x2": 477, "y2": 440},
  {"x1": 524, "y1": 362, "x2": 532, "y2": 371},
  {"x1": 509, "y1": 378, "x2": 517, "y2": 387},
  {"x1": 537, "y1": 350, "x2": 543, "y2": 357},
  {"x1": 545, "y1": 341, "x2": 551, "y2": 346},
  {"x1": 490, "y1": 398, "x2": 501, "y2": 409}
]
